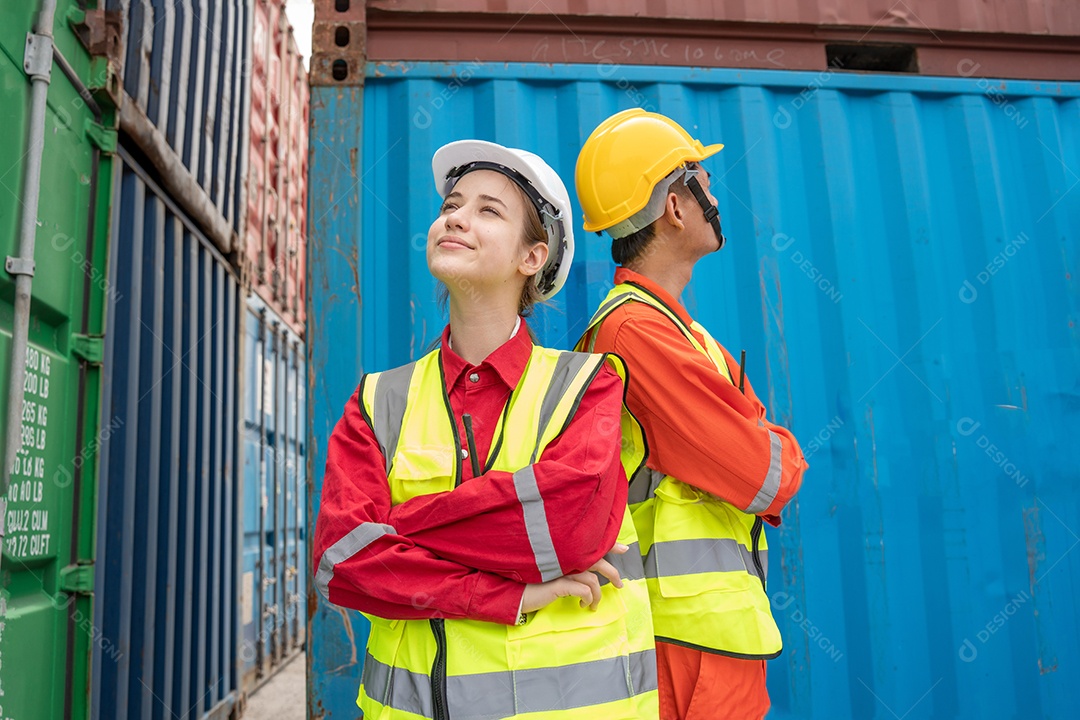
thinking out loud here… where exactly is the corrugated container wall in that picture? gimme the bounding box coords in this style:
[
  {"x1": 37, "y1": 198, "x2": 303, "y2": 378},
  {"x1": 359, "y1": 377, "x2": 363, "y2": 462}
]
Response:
[
  {"x1": 241, "y1": 296, "x2": 307, "y2": 690},
  {"x1": 367, "y1": 0, "x2": 1080, "y2": 36},
  {"x1": 93, "y1": 151, "x2": 241, "y2": 720},
  {"x1": 108, "y1": 0, "x2": 251, "y2": 236},
  {"x1": 354, "y1": 0, "x2": 1080, "y2": 81},
  {"x1": 245, "y1": 1, "x2": 309, "y2": 338},
  {"x1": 308, "y1": 61, "x2": 1080, "y2": 719},
  {"x1": 0, "y1": 1, "x2": 116, "y2": 717}
]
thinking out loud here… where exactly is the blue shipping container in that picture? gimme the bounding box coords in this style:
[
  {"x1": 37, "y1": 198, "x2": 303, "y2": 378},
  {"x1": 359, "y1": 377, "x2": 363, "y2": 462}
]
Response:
[
  {"x1": 107, "y1": 0, "x2": 252, "y2": 232},
  {"x1": 308, "y1": 62, "x2": 1080, "y2": 719},
  {"x1": 241, "y1": 295, "x2": 307, "y2": 690},
  {"x1": 95, "y1": 149, "x2": 241, "y2": 720}
]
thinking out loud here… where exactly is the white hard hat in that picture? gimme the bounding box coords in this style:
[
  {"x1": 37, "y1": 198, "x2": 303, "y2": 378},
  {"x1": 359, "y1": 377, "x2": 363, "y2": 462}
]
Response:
[{"x1": 432, "y1": 140, "x2": 575, "y2": 301}]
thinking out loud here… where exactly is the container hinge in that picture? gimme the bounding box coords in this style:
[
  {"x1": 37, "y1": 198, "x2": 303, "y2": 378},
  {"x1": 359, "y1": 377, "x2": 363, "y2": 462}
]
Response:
[
  {"x1": 5, "y1": 257, "x2": 35, "y2": 278},
  {"x1": 72, "y1": 334, "x2": 105, "y2": 365},
  {"x1": 69, "y1": 8, "x2": 123, "y2": 61},
  {"x1": 86, "y1": 121, "x2": 118, "y2": 153},
  {"x1": 60, "y1": 564, "x2": 95, "y2": 594},
  {"x1": 24, "y1": 32, "x2": 54, "y2": 81}
]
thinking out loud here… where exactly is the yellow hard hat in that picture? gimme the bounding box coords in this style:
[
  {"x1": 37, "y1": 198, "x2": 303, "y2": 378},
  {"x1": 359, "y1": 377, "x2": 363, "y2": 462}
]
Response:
[{"x1": 576, "y1": 108, "x2": 724, "y2": 233}]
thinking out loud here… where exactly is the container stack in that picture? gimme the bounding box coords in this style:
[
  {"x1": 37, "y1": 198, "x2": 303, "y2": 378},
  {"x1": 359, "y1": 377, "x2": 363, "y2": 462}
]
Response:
[
  {"x1": 0, "y1": 1, "x2": 309, "y2": 718},
  {"x1": 246, "y1": 0, "x2": 308, "y2": 339}
]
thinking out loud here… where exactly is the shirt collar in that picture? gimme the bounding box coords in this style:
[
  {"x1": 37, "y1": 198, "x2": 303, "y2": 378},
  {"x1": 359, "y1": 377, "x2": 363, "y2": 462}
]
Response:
[
  {"x1": 440, "y1": 316, "x2": 534, "y2": 389},
  {"x1": 614, "y1": 267, "x2": 696, "y2": 327}
]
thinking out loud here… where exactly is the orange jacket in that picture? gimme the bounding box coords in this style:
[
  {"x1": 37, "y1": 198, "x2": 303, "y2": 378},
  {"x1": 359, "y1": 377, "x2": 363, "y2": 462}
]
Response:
[{"x1": 586, "y1": 268, "x2": 807, "y2": 525}]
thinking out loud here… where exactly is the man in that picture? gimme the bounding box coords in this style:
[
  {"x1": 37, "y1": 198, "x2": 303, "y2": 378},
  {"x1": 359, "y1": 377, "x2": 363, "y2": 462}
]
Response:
[{"x1": 574, "y1": 108, "x2": 808, "y2": 719}]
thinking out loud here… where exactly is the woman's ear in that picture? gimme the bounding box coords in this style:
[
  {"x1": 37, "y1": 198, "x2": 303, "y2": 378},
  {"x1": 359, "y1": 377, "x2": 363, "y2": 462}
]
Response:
[{"x1": 518, "y1": 241, "x2": 550, "y2": 278}]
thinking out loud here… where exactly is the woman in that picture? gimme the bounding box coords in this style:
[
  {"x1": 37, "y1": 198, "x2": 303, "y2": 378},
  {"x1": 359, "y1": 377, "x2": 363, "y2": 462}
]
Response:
[{"x1": 314, "y1": 140, "x2": 659, "y2": 720}]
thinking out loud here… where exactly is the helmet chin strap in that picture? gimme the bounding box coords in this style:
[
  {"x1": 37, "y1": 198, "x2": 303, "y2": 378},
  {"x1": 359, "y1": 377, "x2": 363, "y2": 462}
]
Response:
[{"x1": 685, "y1": 175, "x2": 726, "y2": 251}]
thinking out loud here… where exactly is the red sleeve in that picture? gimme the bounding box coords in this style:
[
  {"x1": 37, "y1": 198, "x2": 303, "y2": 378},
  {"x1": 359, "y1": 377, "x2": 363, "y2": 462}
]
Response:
[
  {"x1": 387, "y1": 363, "x2": 629, "y2": 582},
  {"x1": 312, "y1": 385, "x2": 523, "y2": 624},
  {"x1": 597, "y1": 306, "x2": 807, "y2": 525}
]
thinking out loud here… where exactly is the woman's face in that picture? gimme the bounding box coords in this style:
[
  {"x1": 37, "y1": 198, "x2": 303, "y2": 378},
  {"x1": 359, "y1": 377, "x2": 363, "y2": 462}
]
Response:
[{"x1": 427, "y1": 170, "x2": 547, "y2": 300}]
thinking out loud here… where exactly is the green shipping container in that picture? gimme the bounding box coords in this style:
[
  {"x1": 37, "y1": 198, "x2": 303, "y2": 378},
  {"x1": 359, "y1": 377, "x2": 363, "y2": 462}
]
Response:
[{"x1": 0, "y1": 1, "x2": 117, "y2": 717}]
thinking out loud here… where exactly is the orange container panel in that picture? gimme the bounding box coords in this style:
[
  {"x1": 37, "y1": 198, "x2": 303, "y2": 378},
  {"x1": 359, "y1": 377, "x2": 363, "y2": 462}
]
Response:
[
  {"x1": 365, "y1": 0, "x2": 1080, "y2": 36},
  {"x1": 352, "y1": 0, "x2": 1080, "y2": 80},
  {"x1": 245, "y1": 0, "x2": 309, "y2": 337}
]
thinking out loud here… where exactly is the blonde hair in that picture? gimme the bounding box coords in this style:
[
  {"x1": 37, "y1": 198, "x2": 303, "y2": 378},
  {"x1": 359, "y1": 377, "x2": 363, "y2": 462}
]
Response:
[{"x1": 515, "y1": 184, "x2": 549, "y2": 316}]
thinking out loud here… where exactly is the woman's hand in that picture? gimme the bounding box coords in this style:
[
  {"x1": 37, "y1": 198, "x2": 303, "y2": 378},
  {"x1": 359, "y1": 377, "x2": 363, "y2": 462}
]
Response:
[
  {"x1": 588, "y1": 542, "x2": 628, "y2": 589},
  {"x1": 521, "y1": 575, "x2": 600, "y2": 614},
  {"x1": 520, "y1": 542, "x2": 630, "y2": 614}
]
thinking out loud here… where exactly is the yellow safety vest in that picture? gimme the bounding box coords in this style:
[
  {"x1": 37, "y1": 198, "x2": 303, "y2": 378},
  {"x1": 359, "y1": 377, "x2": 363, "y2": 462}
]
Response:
[
  {"x1": 578, "y1": 283, "x2": 783, "y2": 659},
  {"x1": 354, "y1": 346, "x2": 659, "y2": 719}
]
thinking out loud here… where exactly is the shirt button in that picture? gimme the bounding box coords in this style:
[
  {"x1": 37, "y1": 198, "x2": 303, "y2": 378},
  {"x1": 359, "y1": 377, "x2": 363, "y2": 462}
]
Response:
[
  {"x1": 461, "y1": 448, "x2": 470, "y2": 460},
  {"x1": 469, "y1": 372, "x2": 480, "y2": 383}
]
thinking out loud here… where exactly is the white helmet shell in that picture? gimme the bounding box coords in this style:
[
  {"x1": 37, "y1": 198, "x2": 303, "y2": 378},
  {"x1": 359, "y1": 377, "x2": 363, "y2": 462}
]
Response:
[{"x1": 432, "y1": 139, "x2": 575, "y2": 301}]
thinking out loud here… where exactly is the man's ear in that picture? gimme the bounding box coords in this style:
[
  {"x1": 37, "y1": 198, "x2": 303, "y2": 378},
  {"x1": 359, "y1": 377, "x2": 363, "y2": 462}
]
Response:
[
  {"x1": 661, "y1": 192, "x2": 686, "y2": 230},
  {"x1": 519, "y1": 241, "x2": 550, "y2": 278}
]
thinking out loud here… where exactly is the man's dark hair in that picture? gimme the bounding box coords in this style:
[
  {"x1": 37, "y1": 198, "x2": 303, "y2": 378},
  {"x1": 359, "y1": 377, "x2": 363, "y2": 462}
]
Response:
[{"x1": 610, "y1": 170, "x2": 697, "y2": 266}]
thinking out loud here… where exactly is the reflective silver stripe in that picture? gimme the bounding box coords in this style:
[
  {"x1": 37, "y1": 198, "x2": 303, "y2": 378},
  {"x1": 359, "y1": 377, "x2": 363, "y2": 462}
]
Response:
[
  {"x1": 371, "y1": 362, "x2": 416, "y2": 474},
  {"x1": 363, "y1": 649, "x2": 657, "y2": 719},
  {"x1": 746, "y1": 430, "x2": 783, "y2": 514},
  {"x1": 644, "y1": 537, "x2": 763, "y2": 583},
  {"x1": 362, "y1": 650, "x2": 434, "y2": 718},
  {"x1": 588, "y1": 292, "x2": 635, "y2": 332},
  {"x1": 597, "y1": 542, "x2": 645, "y2": 586},
  {"x1": 628, "y1": 467, "x2": 665, "y2": 505},
  {"x1": 631, "y1": 647, "x2": 660, "y2": 696},
  {"x1": 315, "y1": 522, "x2": 396, "y2": 600},
  {"x1": 513, "y1": 466, "x2": 562, "y2": 582},
  {"x1": 532, "y1": 352, "x2": 593, "y2": 460},
  {"x1": 449, "y1": 649, "x2": 658, "y2": 718}
]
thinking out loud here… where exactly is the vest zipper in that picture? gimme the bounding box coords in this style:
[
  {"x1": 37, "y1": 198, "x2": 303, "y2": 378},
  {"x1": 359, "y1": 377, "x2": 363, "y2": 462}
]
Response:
[
  {"x1": 750, "y1": 516, "x2": 767, "y2": 592},
  {"x1": 429, "y1": 618, "x2": 450, "y2": 720},
  {"x1": 436, "y1": 359, "x2": 464, "y2": 487}
]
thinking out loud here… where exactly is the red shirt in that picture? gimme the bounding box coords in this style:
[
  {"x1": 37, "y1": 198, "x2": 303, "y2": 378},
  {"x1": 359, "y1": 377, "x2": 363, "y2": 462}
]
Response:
[
  {"x1": 313, "y1": 320, "x2": 628, "y2": 625},
  {"x1": 586, "y1": 268, "x2": 807, "y2": 524}
]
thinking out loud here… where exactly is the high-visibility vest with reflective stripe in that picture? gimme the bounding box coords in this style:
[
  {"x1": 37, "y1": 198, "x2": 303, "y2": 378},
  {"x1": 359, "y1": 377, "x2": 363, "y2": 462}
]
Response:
[
  {"x1": 579, "y1": 283, "x2": 783, "y2": 659},
  {"x1": 355, "y1": 346, "x2": 659, "y2": 720}
]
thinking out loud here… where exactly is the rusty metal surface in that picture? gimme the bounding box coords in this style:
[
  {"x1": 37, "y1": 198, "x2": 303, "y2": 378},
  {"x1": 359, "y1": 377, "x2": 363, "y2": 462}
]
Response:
[
  {"x1": 119, "y1": 97, "x2": 237, "y2": 255},
  {"x1": 366, "y1": 0, "x2": 1080, "y2": 36},
  {"x1": 311, "y1": 0, "x2": 366, "y2": 86},
  {"x1": 306, "y1": 83, "x2": 367, "y2": 720},
  {"x1": 349, "y1": 0, "x2": 1080, "y2": 80}
]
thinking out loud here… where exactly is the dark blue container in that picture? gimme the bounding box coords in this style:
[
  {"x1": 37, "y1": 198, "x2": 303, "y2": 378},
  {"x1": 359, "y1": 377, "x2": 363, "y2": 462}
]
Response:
[
  {"x1": 107, "y1": 0, "x2": 252, "y2": 232},
  {"x1": 94, "y1": 149, "x2": 241, "y2": 720}
]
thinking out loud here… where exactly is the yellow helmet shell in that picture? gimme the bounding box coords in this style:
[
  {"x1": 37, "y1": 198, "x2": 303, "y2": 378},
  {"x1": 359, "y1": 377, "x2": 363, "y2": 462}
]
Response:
[{"x1": 575, "y1": 108, "x2": 724, "y2": 233}]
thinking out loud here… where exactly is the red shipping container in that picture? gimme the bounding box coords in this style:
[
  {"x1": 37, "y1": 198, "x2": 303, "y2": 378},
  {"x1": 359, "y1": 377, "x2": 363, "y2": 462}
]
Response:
[{"x1": 246, "y1": 0, "x2": 309, "y2": 337}]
